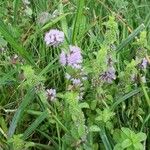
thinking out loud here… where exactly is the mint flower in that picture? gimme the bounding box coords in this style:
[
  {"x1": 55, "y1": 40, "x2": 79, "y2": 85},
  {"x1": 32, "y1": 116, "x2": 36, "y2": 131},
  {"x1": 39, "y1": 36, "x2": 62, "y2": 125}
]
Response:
[
  {"x1": 44, "y1": 29, "x2": 64, "y2": 47},
  {"x1": 100, "y1": 66, "x2": 116, "y2": 83},
  {"x1": 46, "y1": 88, "x2": 56, "y2": 101},
  {"x1": 71, "y1": 78, "x2": 81, "y2": 86},
  {"x1": 139, "y1": 58, "x2": 148, "y2": 69},
  {"x1": 67, "y1": 46, "x2": 83, "y2": 68},
  {"x1": 59, "y1": 45, "x2": 83, "y2": 69}
]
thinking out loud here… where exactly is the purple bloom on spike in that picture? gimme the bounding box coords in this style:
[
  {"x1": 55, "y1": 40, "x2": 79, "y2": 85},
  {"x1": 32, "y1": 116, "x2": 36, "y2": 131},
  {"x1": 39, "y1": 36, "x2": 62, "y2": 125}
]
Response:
[
  {"x1": 44, "y1": 29, "x2": 64, "y2": 47},
  {"x1": 67, "y1": 46, "x2": 83, "y2": 68},
  {"x1": 139, "y1": 58, "x2": 148, "y2": 69},
  {"x1": 46, "y1": 88, "x2": 56, "y2": 101},
  {"x1": 59, "y1": 45, "x2": 83, "y2": 69},
  {"x1": 59, "y1": 51, "x2": 67, "y2": 66},
  {"x1": 100, "y1": 66, "x2": 116, "y2": 83}
]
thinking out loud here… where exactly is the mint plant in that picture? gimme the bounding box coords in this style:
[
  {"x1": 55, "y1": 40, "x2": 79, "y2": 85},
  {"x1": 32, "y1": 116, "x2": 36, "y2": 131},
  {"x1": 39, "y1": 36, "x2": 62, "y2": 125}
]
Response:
[
  {"x1": 0, "y1": 1, "x2": 150, "y2": 150},
  {"x1": 113, "y1": 128, "x2": 146, "y2": 150}
]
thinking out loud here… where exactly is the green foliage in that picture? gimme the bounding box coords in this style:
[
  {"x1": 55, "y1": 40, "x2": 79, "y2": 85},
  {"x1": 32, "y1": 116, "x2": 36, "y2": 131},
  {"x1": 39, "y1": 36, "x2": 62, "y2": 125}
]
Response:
[
  {"x1": 63, "y1": 92, "x2": 87, "y2": 148},
  {"x1": 0, "y1": 0, "x2": 150, "y2": 149},
  {"x1": 113, "y1": 128, "x2": 146, "y2": 150},
  {"x1": 21, "y1": 65, "x2": 45, "y2": 87}
]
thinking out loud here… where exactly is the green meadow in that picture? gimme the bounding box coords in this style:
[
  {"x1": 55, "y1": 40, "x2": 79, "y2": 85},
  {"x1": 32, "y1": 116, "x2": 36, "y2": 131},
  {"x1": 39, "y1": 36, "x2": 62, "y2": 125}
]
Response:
[{"x1": 0, "y1": 0, "x2": 150, "y2": 149}]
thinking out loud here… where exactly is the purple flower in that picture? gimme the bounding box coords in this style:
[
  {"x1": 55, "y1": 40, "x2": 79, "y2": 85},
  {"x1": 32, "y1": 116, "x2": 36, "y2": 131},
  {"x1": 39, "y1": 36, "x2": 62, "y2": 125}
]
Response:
[
  {"x1": 59, "y1": 45, "x2": 83, "y2": 69},
  {"x1": 71, "y1": 78, "x2": 81, "y2": 86},
  {"x1": 46, "y1": 88, "x2": 56, "y2": 101},
  {"x1": 100, "y1": 66, "x2": 116, "y2": 83},
  {"x1": 44, "y1": 29, "x2": 64, "y2": 47},
  {"x1": 139, "y1": 58, "x2": 148, "y2": 69},
  {"x1": 67, "y1": 46, "x2": 83, "y2": 68},
  {"x1": 59, "y1": 51, "x2": 67, "y2": 66}
]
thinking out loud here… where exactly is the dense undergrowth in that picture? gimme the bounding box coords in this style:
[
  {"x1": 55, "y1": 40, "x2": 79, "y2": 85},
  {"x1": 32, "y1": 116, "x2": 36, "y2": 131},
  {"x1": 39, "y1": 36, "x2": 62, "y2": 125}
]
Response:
[{"x1": 0, "y1": 0, "x2": 150, "y2": 150}]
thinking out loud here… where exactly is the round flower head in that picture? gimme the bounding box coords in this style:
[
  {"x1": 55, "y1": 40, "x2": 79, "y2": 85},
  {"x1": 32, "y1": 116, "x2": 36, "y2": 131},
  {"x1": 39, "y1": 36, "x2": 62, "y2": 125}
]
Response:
[
  {"x1": 44, "y1": 29, "x2": 64, "y2": 47},
  {"x1": 59, "y1": 45, "x2": 83, "y2": 69}
]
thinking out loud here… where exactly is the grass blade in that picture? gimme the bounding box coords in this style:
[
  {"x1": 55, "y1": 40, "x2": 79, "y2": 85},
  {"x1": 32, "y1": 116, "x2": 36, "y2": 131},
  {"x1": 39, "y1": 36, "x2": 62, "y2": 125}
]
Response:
[
  {"x1": 0, "y1": 19, "x2": 36, "y2": 66},
  {"x1": 13, "y1": 0, "x2": 21, "y2": 25},
  {"x1": 59, "y1": 2, "x2": 69, "y2": 40},
  {"x1": 111, "y1": 88, "x2": 141, "y2": 110},
  {"x1": 99, "y1": 126, "x2": 112, "y2": 150},
  {"x1": 8, "y1": 88, "x2": 35, "y2": 138},
  {"x1": 117, "y1": 24, "x2": 145, "y2": 52},
  {"x1": 23, "y1": 110, "x2": 48, "y2": 140},
  {"x1": 72, "y1": 0, "x2": 84, "y2": 43},
  {"x1": 41, "y1": 13, "x2": 70, "y2": 31},
  {"x1": 141, "y1": 113, "x2": 150, "y2": 132}
]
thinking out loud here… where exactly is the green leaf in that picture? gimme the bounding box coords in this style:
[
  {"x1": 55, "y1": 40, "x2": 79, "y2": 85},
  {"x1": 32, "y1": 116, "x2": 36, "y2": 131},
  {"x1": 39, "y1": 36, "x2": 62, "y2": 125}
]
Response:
[
  {"x1": 117, "y1": 24, "x2": 145, "y2": 52},
  {"x1": 41, "y1": 13, "x2": 70, "y2": 31},
  {"x1": 59, "y1": 2, "x2": 69, "y2": 40},
  {"x1": 13, "y1": 0, "x2": 21, "y2": 25},
  {"x1": 133, "y1": 143, "x2": 143, "y2": 150},
  {"x1": 90, "y1": 100, "x2": 97, "y2": 110},
  {"x1": 136, "y1": 132, "x2": 147, "y2": 142},
  {"x1": 0, "y1": 19, "x2": 36, "y2": 66},
  {"x1": 79, "y1": 102, "x2": 90, "y2": 109},
  {"x1": 122, "y1": 139, "x2": 132, "y2": 148},
  {"x1": 113, "y1": 129, "x2": 122, "y2": 143},
  {"x1": 23, "y1": 110, "x2": 48, "y2": 140},
  {"x1": 0, "y1": 36, "x2": 7, "y2": 47},
  {"x1": 111, "y1": 88, "x2": 140, "y2": 110},
  {"x1": 72, "y1": 0, "x2": 84, "y2": 43},
  {"x1": 89, "y1": 125, "x2": 101, "y2": 132},
  {"x1": 8, "y1": 88, "x2": 35, "y2": 138},
  {"x1": 121, "y1": 127, "x2": 131, "y2": 137},
  {"x1": 99, "y1": 126, "x2": 112, "y2": 150},
  {"x1": 114, "y1": 144, "x2": 123, "y2": 150}
]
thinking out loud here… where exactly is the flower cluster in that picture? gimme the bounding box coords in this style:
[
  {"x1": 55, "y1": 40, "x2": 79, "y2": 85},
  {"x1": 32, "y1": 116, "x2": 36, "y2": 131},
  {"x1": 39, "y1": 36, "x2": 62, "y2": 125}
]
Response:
[
  {"x1": 139, "y1": 58, "x2": 148, "y2": 70},
  {"x1": 59, "y1": 45, "x2": 83, "y2": 69},
  {"x1": 60, "y1": 46, "x2": 87, "y2": 100},
  {"x1": 44, "y1": 29, "x2": 64, "y2": 47},
  {"x1": 46, "y1": 88, "x2": 56, "y2": 101},
  {"x1": 65, "y1": 72, "x2": 87, "y2": 100},
  {"x1": 100, "y1": 66, "x2": 116, "y2": 83}
]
